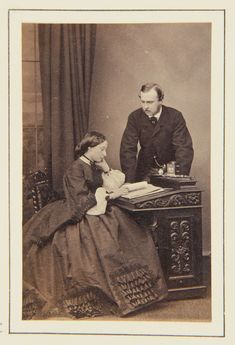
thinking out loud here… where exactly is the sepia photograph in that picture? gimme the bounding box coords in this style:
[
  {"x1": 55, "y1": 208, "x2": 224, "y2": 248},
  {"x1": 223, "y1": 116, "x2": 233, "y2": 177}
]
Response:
[
  {"x1": 2, "y1": 2, "x2": 232, "y2": 342},
  {"x1": 22, "y1": 21, "x2": 212, "y2": 323}
]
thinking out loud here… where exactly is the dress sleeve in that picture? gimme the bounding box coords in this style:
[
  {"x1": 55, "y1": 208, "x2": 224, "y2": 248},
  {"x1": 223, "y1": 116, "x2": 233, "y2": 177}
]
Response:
[
  {"x1": 102, "y1": 169, "x2": 125, "y2": 192},
  {"x1": 63, "y1": 161, "x2": 97, "y2": 222},
  {"x1": 86, "y1": 187, "x2": 108, "y2": 215}
]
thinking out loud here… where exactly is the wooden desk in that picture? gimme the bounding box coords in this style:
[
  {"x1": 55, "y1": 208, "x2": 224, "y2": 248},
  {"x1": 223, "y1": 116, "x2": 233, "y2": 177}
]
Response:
[{"x1": 115, "y1": 187, "x2": 207, "y2": 300}]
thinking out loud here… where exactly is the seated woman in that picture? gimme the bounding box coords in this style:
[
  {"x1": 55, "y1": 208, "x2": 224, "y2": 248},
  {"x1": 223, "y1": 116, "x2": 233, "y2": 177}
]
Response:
[{"x1": 23, "y1": 131, "x2": 167, "y2": 320}]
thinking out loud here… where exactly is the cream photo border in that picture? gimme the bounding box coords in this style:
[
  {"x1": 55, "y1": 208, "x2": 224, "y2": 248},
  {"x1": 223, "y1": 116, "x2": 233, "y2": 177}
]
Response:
[{"x1": 1, "y1": 2, "x2": 230, "y2": 342}]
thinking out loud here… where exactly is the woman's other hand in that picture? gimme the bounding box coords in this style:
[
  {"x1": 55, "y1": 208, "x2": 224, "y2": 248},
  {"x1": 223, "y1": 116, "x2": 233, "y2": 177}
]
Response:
[{"x1": 108, "y1": 186, "x2": 129, "y2": 200}]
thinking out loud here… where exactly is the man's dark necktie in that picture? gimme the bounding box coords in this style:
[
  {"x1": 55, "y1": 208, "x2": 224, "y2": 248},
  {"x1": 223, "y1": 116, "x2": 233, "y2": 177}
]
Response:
[{"x1": 149, "y1": 116, "x2": 158, "y2": 126}]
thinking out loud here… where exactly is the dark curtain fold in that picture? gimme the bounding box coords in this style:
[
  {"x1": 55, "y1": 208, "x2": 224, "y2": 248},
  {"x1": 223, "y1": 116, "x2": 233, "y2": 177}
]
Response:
[{"x1": 38, "y1": 24, "x2": 96, "y2": 194}]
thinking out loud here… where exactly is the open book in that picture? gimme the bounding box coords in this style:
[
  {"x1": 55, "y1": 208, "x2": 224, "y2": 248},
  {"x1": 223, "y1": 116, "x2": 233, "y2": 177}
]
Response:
[{"x1": 121, "y1": 181, "x2": 164, "y2": 199}]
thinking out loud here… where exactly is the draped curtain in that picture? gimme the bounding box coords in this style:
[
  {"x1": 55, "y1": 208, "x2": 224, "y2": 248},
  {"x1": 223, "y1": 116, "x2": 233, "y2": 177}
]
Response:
[{"x1": 38, "y1": 24, "x2": 96, "y2": 194}]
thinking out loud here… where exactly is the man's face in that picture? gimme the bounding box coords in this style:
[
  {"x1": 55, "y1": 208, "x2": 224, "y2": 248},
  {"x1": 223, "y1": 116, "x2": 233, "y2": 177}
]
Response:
[{"x1": 140, "y1": 89, "x2": 162, "y2": 116}]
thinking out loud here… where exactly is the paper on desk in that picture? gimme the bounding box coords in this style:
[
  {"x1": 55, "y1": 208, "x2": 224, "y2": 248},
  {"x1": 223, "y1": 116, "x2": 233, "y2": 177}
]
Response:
[
  {"x1": 124, "y1": 181, "x2": 148, "y2": 191},
  {"x1": 121, "y1": 183, "x2": 164, "y2": 199}
]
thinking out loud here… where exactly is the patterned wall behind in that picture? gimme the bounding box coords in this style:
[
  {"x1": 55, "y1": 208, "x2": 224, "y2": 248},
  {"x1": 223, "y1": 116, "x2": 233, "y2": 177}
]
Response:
[{"x1": 22, "y1": 24, "x2": 44, "y2": 222}]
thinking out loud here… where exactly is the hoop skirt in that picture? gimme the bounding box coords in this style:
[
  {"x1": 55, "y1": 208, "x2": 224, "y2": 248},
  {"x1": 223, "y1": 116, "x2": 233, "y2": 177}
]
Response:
[{"x1": 23, "y1": 159, "x2": 167, "y2": 319}]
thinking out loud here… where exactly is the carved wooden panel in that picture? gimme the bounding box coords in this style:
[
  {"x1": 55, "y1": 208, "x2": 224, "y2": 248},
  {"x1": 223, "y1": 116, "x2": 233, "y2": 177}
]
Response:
[
  {"x1": 169, "y1": 218, "x2": 193, "y2": 276},
  {"x1": 135, "y1": 192, "x2": 201, "y2": 209}
]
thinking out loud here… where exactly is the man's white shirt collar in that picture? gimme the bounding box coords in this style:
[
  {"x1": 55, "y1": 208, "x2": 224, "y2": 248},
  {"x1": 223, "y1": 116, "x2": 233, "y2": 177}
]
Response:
[{"x1": 148, "y1": 106, "x2": 162, "y2": 120}]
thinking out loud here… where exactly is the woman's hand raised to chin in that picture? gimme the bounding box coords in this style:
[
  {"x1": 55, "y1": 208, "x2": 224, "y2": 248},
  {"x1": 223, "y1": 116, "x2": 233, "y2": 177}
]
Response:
[{"x1": 95, "y1": 159, "x2": 110, "y2": 173}]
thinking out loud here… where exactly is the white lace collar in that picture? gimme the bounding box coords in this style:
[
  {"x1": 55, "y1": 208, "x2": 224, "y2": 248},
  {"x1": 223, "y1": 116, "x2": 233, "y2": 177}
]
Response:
[{"x1": 80, "y1": 155, "x2": 92, "y2": 166}]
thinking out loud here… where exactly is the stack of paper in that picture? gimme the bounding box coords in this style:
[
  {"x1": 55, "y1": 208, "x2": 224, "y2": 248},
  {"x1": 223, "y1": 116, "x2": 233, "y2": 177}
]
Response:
[{"x1": 121, "y1": 181, "x2": 164, "y2": 199}]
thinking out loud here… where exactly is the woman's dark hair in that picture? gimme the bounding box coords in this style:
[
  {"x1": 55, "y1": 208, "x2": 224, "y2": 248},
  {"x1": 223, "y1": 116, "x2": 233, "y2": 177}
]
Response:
[
  {"x1": 139, "y1": 82, "x2": 164, "y2": 101},
  {"x1": 75, "y1": 131, "x2": 106, "y2": 159}
]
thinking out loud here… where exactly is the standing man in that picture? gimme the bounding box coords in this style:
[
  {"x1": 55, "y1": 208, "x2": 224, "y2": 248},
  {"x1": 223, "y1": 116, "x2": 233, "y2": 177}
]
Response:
[{"x1": 120, "y1": 83, "x2": 194, "y2": 182}]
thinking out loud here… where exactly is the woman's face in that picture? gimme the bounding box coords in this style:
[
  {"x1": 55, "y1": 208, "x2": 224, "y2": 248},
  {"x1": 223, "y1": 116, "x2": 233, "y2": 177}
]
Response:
[{"x1": 87, "y1": 140, "x2": 108, "y2": 162}]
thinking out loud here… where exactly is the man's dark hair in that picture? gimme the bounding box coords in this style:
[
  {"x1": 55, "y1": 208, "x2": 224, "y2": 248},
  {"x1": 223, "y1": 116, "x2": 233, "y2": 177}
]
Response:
[{"x1": 139, "y1": 83, "x2": 164, "y2": 101}]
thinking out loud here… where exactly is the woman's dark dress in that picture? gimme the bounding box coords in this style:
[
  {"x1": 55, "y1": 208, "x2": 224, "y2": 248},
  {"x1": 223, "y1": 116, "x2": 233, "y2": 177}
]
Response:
[{"x1": 23, "y1": 159, "x2": 167, "y2": 319}]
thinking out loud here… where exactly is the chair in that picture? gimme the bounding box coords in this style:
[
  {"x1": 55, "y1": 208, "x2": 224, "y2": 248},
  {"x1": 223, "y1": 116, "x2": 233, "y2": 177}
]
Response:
[{"x1": 27, "y1": 169, "x2": 58, "y2": 213}]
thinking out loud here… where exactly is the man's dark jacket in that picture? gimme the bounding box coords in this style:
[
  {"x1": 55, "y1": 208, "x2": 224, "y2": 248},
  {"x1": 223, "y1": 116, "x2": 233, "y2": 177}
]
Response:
[{"x1": 120, "y1": 105, "x2": 194, "y2": 182}]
